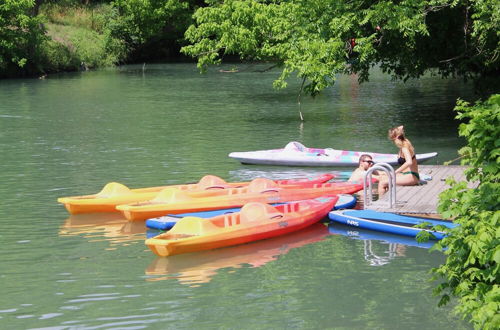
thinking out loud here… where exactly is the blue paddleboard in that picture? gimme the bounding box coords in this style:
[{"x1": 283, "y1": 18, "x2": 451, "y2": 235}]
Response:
[{"x1": 328, "y1": 209, "x2": 457, "y2": 239}]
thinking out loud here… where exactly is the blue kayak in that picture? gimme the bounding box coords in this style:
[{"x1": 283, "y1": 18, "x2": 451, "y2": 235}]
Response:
[
  {"x1": 333, "y1": 194, "x2": 357, "y2": 210},
  {"x1": 328, "y1": 209, "x2": 457, "y2": 240},
  {"x1": 146, "y1": 194, "x2": 357, "y2": 230}
]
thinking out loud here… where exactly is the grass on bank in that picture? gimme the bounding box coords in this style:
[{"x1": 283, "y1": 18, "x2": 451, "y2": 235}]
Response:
[
  {"x1": 39, "y1": 3, "x2": 125, "y2": 73},
  {"x1": 42, "y1": 2, "x2": 109, "y2": 32},
  {"x1": 45, "y1": 23, "x2": 123, "y2": 69}
]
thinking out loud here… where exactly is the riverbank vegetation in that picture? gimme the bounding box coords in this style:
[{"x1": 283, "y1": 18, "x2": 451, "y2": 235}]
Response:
[
  {"x1": 42, "y1": 3, "x2": 124, "y2": 71},
  {"x1": 1, "y1": 1, "x2": 117, "y2": 77},
  {"x1": 0, "y1": 0, "x2": 200, "y2": 78},
  {"x1": 435, "y1": 94, "x2": 499, "y2": 329}
]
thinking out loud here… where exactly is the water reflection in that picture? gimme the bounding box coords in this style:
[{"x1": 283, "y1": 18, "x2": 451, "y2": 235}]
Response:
[
  {"x1": 328, "y1": 223, "x2": 436, "y2": 266},
  {"x1": 60, "y1": 213, "x2": 146, "y2": 247},
  {"x1": 362, "y1": 240, "x2": 407, "y2": 266},
  {"x1": 145, "y1": 222, "x2": 330, "y2": 286}
]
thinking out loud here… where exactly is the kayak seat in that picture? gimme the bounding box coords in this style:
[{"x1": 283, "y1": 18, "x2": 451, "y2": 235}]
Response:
[
  {"x1": 281, "y1": 202, "x2": 300, "y2": 213},
  {"x1": 226, "y1": 187, "x2": 241, "y2": 195},
  {"x1": 151, "y1": 188, "x2": 193, "y2": 204},
  {"x1": 196, "y1": 175, "x2": 230, "y2": 190},
  {"x1": 240, "y1": 203, "x2": 283, "y2": 224},
  {"x1": 284, "y1": 141, "x2": 306, "y2": 152},
  {"x1": 169, "y1": 216, "x2": 219, "y2": 235},
  {"x1": 223, "y1": 213, "x2": 239, "y2": 227},
  {"x1": 247, "y1": 178, "x2": 280, "y2": 193},
  {"x1": 95, "y1": 182, "x2": 131, "y2": 198},
  {"x1": 324, "y1": 148, "x2": 336, "y2": 156}
]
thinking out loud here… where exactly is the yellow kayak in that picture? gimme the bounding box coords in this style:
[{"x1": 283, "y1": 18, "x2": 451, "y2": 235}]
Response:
[{"x1": 57, "y1": 175, "x2": 246, "y2": 214}]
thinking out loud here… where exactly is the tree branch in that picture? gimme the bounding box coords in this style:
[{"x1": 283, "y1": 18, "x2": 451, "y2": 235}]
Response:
[
  {"x1": 254, "y1": 64, "x2": 279, "y2": 72},
  {"x1": 296, "y1": 77, "x2": 306, "y2": 121},
  {"x1": 423, "y1": 4, "x2": 451, "y2": 14},
  {"x1": 439, "y1": 54, "x2": 465, "y2": 63}
]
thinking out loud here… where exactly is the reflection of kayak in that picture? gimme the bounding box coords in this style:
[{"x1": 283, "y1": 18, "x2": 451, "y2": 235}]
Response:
[
  {"x1": 59, "y1": 213, "x2": 146, "y2": 245},
  {"x1": 118, "y1": 178, "x2": 361, "y2": 221},
  {"x1": 229, "y1": 141, "x2": 438, "y2": 167},
  {"x1": 145, "y1": 223, "x2": 330, "y2": 285},
  {"x1": 328, "y1": 210, "x2": 457, "y2": 239},
  {"x1": 146, "y1": 194, "x2": 357, "y2": 230},
  {"x1": 58, "y1": 173, "x2": 334, "y2": 215},
  {"x1": 328, "y1": 223, "x2": 435, "y2": 249},
  {"x1": 145, "y1": 196, "x2": 338, "y2": 257}
]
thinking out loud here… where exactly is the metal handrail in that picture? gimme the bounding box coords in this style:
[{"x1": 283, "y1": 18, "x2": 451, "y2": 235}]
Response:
[{"x1": 363, "y1": 162, "x2": 396, "y2": 209}]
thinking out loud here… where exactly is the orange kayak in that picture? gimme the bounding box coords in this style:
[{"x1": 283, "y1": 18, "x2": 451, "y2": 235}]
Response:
[
  {"x1": 145, "y1": 196, "x2": 338, "y2": 257},
  {"x1": 117, "y1": 178, "x2": 362, "y2": 221},
  {"x1": 57, "y1": 174, "x2": 335, "y2": 214},
  {"x1": 145, "y1": 222, "x2": 330, "y2": 284}
]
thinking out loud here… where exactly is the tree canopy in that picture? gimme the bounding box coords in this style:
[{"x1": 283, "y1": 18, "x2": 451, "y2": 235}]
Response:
[
  {"x1": 109, "y1": 0, "x2": 204, "y2": 61},
  {"x1": 182, "y1": 0, "x2": 500, "y2": 95}
]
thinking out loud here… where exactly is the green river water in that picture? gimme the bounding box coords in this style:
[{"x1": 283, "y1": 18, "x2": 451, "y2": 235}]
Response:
[{"x1": 0, "y1": 64, "x2": 474, "y2": 329}]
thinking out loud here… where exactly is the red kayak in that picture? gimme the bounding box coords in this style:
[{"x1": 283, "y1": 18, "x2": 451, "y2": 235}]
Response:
[{"x1": 117, "y1": 178, "x2": 362, "y2": 221}]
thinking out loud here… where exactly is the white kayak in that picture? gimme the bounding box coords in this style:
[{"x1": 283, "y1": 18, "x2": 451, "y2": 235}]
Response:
[{"x1": 229, "y1": 141, "x2": 438, "y2": 167}]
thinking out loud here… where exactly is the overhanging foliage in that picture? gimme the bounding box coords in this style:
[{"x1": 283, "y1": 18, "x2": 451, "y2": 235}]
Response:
[{"x1": 182, "y1": 0, "x2": 500, "y2": 95}]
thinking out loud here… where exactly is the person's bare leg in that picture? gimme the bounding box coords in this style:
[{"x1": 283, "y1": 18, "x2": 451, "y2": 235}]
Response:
[
  {"x1": 378, "y1": 177, "x2": 388, "y2": 195},
  {"x1": 395, "y1": 173, "x2": 419, "y2": 186}
]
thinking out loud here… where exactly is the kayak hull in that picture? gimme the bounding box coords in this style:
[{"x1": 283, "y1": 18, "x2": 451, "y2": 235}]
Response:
[
  {"x1": 229, "y1": 141, "x2": 438, "y2": 167},
  {"x1": 58, "y1": 188, "x2": 165, "y2": 215},
  {"x1": 146, "y1": 197, "x2": 337, "y2": 257}
]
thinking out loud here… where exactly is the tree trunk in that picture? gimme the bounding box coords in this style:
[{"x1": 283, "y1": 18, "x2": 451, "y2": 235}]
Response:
[{"x1": 32, "y1": 0, "x2": 43, "y2": 16}]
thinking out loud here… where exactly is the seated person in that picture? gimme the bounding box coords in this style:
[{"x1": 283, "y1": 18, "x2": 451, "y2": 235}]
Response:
[
  {"x1": 378, "y1": 125, "x2": 420, "y2": 195},
  {"x1": 348, "y1": 154, "x2": 377, "y2": 183}
]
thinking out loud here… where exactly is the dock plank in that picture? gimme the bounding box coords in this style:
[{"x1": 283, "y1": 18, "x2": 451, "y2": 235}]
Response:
[{"x1": 366, "y1": 165, "x2": 472, "y2": 217}]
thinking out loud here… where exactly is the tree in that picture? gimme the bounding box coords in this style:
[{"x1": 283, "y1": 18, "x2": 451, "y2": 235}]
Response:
[
  {"x1": 0, "y1": 0, "x2": 47, "y2": 77},
  {"x1": 434, "y1": 95, "x2": 499, "y2": 329},
  {"x1": 109, "y1": 0, "x2": 200, "y2": 61},
  {"x1": 182, "y1": 0, "x2": 500, "y2": 96}
]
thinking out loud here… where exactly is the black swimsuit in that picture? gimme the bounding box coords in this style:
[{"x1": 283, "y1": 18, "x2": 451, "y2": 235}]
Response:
[
  {"x1": 397, "y1": 155, "x2": 419, "y2": 179},
  {"x1": 398, "y1": 155, "x2": 415, "y2": 165}
]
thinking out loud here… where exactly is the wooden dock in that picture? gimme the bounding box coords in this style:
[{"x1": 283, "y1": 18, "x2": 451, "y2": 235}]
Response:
[{"x1": 365, "y1": 165, "x2": 473, "y2": 218}]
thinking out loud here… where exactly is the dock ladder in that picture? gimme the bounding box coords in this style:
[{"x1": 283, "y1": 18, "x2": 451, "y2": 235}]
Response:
[{"x1": 363, "y1": 162, "x2": 396, "y2": 209}]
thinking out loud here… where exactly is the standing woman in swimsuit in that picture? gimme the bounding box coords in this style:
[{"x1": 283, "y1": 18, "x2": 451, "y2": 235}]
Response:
[{"x1": 389, "y1": 125, "x2": 420, "y2": 184}]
